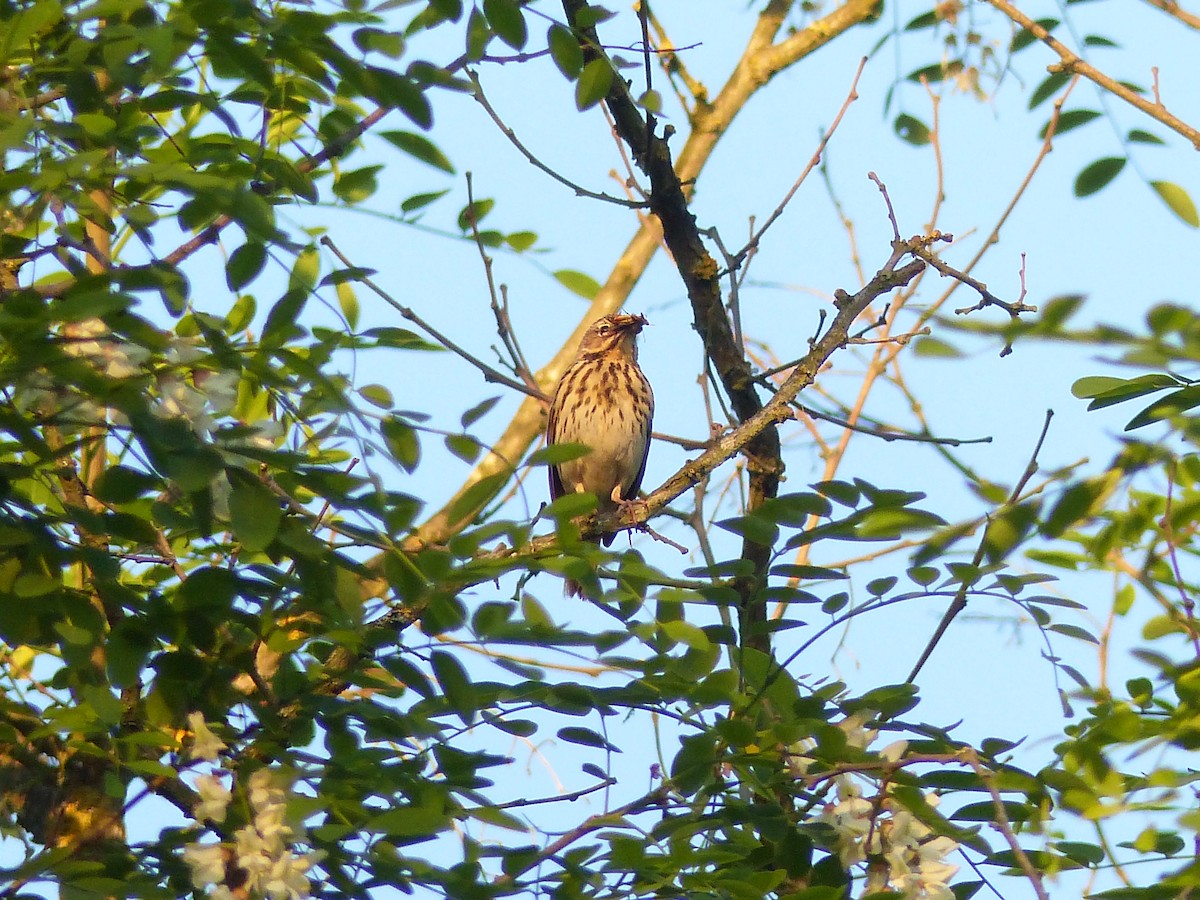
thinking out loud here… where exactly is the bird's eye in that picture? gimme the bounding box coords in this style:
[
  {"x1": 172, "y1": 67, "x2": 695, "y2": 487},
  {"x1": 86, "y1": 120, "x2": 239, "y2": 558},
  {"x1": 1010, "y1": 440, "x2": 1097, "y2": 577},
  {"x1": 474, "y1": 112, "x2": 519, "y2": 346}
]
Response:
[{"x1": 598, "y1": 324, "x2": 611, "y2": 334}]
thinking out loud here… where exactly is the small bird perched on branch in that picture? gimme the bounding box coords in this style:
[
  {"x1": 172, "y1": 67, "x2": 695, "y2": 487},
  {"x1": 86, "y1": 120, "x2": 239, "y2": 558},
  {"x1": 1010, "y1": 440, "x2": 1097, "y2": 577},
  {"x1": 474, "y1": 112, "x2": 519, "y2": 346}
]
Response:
[{"x1": 546, "y1": 313, "x2": 654, "y2": 597}]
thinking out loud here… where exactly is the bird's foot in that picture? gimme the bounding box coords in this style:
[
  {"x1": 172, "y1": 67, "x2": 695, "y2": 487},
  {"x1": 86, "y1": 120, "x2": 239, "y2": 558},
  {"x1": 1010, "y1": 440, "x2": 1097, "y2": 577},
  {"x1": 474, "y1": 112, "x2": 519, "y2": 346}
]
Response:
[{"x1": 614, "y1": 496, "x2": 649, "y2": 528}]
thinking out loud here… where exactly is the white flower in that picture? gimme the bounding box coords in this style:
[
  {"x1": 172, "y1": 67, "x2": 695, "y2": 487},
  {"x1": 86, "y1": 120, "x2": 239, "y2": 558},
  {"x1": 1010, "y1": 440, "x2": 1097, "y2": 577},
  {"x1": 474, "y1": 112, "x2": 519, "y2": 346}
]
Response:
[
  {"x1": 248, "y1": 768, "x2": 290, "y2": 817},
  {"x1": 188, "y1": 711, "x2": 227, "y2": 762},
  {"x1": 261, "y1": 849, "x2": 319, "y2": 899},
  {"x1": 837, "y1": 712, "x2": 878, "y2": 750},
  {"x1": 234, "y1": 823, "x2": 276, "y2": 883},
  {"x1": 155, "y1": 376, "x2": 213, "y2": 435},
  {"x1": 195, "y1": 369, "x2": 240, "y2": 415},
  {"x1": 819, "y1": 778, "x2": 875, "y2": 867},
  {"x1": 61, "y1": 317, "x2": 150, "y2": 378},
  {"x1": 194, "y1": 774, "x2": 232, "y2": 823},
  {"x1": 182, "y1": 841, "x2": 226, "y2": 888}
]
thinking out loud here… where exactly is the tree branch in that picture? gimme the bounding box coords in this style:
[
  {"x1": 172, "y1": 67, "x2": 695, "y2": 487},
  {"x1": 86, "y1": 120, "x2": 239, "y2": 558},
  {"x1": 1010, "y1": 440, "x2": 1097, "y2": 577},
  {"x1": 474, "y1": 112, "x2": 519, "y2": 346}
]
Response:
[{"x1": 985, "y1": 0, "x2": 1200, "y2": 149}]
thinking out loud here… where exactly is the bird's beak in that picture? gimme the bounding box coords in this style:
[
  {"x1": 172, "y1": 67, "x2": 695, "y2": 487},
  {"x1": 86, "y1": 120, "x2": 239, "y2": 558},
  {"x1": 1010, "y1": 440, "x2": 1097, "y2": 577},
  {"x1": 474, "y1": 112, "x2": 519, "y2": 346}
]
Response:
[{"x1": 611, "y1": 313, "x2": 649, "y2": 334}]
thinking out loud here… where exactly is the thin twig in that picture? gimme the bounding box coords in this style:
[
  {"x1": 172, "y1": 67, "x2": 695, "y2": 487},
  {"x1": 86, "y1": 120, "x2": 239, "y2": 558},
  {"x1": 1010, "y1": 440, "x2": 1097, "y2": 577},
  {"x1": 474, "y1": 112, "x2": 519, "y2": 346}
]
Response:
[
  {"x1": 467, "y1": 70, "x2": 645, "y2": 208},
  {"x1": 907, "y1": 409, "x2": 1055, "y2": 683},
  {"x1": 1140, "y1": 0, "x2": 1200, "y2": 30},
  {"x1": 985, "y1": 0, "x2": 1200, "y2": 149},
  {"x1": 320, "y1": 236, "x2": 548, "y2": 402},
  {"x1": 733, "y1": 57, "x2": 868, "y2": 266},
  {"x1": 493, "y1": 789, "x2": 673, "y2": 886},
  {"x1": 495, "y1": 777, "x2": 616, "y2": 809},
  {"x1": 964, "y1": 749, "x2": 1051, "y2": 900},
  {"x1": 465, "y1": 174, "x2": 542, "y2": 394}
]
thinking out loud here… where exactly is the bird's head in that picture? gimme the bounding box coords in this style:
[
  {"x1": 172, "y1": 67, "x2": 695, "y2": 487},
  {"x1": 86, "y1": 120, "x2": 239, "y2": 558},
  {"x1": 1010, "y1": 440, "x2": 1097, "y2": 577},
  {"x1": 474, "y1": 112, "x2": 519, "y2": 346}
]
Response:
[{"x1": 576, "y1": 313, "x2": 648, "y2": 360}]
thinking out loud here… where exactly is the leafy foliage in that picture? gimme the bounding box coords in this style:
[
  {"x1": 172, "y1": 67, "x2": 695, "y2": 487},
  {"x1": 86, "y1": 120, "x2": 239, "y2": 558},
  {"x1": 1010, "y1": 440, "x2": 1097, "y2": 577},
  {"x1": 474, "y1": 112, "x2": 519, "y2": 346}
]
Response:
[{"x1": 1, "y1": 0, "x2": 1199, "y2": 898}]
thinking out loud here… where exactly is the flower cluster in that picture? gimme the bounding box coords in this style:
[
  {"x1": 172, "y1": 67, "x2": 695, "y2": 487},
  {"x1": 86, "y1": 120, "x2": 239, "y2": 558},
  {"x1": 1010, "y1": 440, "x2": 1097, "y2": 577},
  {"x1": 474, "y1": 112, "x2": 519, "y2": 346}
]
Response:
[
  {"x1": 795, "y1": 714, "x2": 960, "y2": 900},
  {"x1": 61, "y1": 316, "x2": 150, "y2": 380},
  {"x1": 818, "y1": 780, "x2": 959, "y2": 900},
  {"x1": 183, "y1": 758, "x2": 323, "y2": 900}
]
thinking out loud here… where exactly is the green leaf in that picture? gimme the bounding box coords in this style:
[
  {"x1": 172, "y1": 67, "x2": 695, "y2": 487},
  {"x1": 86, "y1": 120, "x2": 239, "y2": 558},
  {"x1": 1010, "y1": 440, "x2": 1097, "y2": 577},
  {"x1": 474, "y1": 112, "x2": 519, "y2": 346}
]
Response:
[
  {"x1": 1128, "y1": 128, "x2": 1164, "y2": 144},
  {"x1": 402, "y1": 189, "x2": 450, "y2": 213},
  {"x1": 1048, "y1": 622, "x2": 1100, "y2": 644},
  {"x1": 894, "y1": 113, "x2": 931, "y2": 145},
  {"x1": 1040, "y1": 108, "x2": 1100, "y2": 138},
  {"x1": 465, "y1": 6, "x2": 491, "y2": 60},
  {"x1": 768, "y1": 564, "x2": 848, "y2": 580},
  {"x1": 226, "y1": 469, "x2": 283, "y2": 553},
  {"x1": 914, "y1": 336, "x2": 963, "y2": 358},
  {"x1": 813, "y1": 480, "x2": 860, "y2": 507},
  {"x1": 907, "y1": 566, "x2": 939, "y2": 586},
  {"x1": 573, "y1": 5, "x2": 615, "y2": 28},
  {"x1": 446, "y1": 472, "x2": 509, "y2": 526},
  {"x1": 352, "y1": 27, "x2": 405, "y2": 58},
  {"x1": 94, "y1": 465, "x2": 159, "y2": 503},
  {"x1": 1076, "y1": 373, "x2": 1179, "y2": 410},
  {"x1": 1073, "y1": 157, "x2": 1125, "y2": 197},
  {"x1": 637, "y1": 89, "x2": 662, "y2": 114},
  {"x1": 505, "y1": 230, "x2": 538, "y2": 252},
  {"x1": 226, "y1": 242, "x2": 266, "y2": 291},
  {"x1": 904, "y1": 11, "x2": 938, "y2": 29},
  {"x1": 2, "y1": 0, "x2": 64, "y2": 52},
  {"x1": 462, "y1": 396, "x2": 501, "y2": 428},
  {"x1": 1151, "y1": 180, "x2": 1199, "y2": 227},
  {"x1": 557, "y1": 726, "x2": 619, "y2": 752},
  {"x1": 289, "y1": 246, "x2": 320, "y2": 293},
  {"x1": 333, "y1": 166, "x2": 383, "y2": 205},
  {"x1": 575, "y1": 58, "x2": 613, "y2": 110},
  {"x1": 866, "y1": 576, "x2": 898, "y2": 596},
  {"x1": 660, "y1": 619, "x2": 711, "y2": 650},
  {"x1": 1071, "y1": 375, "x2": 1129, "y2": 399},
  {"x1": 336, "y1": 280, "x2": 359, "y2": 329},
  {"x1": 528, "y1": 443, "x2": 590, "y2": 466},
  {"x1": 75, "y1": 112, "x2": 116, "y2": 139},
  {"x1": 856, "y1": 507, "x2": 945, "y2": 539},
  {"x1": 1042, "y1": 479, "x2": 1108, "y2": 537},
  {"x1": 382, "y1": 416, "x2": 421, "y2": 472},
  {"x1": 381, "y1": 131, "x2": 455, "y2": 173},
  {"x1": 366, "y1": 68, "x2": 432, "y2": 128},
  {"x1": 457, "y1": 197, "x2": 495, "y2": 231},
  {"x1": 445, "y1": 434, "x2": 481, "y2": 463},
  {"x1": 431, "y1": 649, "x2": 476, "y2": 725},
  {"x1": 716, "y1": 515, "x2": 778, "y2": 545},
  {"x1": 1125, "y1": 385, "x2": 1200, "y2": 430},
  {"x1": 483, "y1": 0, "x2": 527, "y2": 50},
  {"x1": 359, "y1": 384, "x2": 393, "y2": 409},
  {"x1": 548, "y1": 24, "x2": 584, "y2": 79},
  {"x1": 1012, "y1": 18, "x2": 1057, "y2": 52},
  {"x1": 1029, "y1": 71, "x2": 1071, "y2": 109},
  {"x1": 553, "y1": 269, "x2": 600, "y2": 299}
]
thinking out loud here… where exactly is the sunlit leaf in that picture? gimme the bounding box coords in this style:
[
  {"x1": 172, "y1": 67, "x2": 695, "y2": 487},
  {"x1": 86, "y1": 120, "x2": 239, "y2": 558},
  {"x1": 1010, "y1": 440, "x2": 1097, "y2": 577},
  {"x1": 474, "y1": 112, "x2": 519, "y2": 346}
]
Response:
[
  {"x1": 553, "y1": 268, "x2": 601, "y2": 299},
  {"x1": 575, "y1": 58, "x2": 613, "y2": 110},
  {"x1": 894, "y1": 113, "x2": 931, "y2": 145},
  {"x1": 548, "y1": 23, "x2": 584, "y2": 79},
  {"x1": 1151, "y1": 180, "x2": 1199, "y2": 227},
  {"x1": 226, "y1": 469, "x2": 283, "y2": 552},
  {"x1": 382, "y1": 131, "x2": 455, "y2": 173}
]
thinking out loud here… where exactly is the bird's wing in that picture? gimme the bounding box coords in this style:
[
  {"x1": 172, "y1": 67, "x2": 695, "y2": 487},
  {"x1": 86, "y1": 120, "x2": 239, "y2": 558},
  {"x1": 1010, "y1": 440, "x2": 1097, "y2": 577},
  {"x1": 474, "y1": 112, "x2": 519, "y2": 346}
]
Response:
[
  {"x1": 546, "y1": 392, "x2": 566, "y2": 502},
  {"x1": 622, "y1": 390, "x2": 654, "y2": 502}
]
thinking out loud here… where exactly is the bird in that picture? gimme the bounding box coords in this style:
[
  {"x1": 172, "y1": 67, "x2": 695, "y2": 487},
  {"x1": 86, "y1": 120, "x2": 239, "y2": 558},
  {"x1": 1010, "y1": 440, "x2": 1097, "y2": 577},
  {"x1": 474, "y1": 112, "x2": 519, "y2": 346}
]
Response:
[{"x1": 546, "y1": 313, "x2": 654, "y2": 596}]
